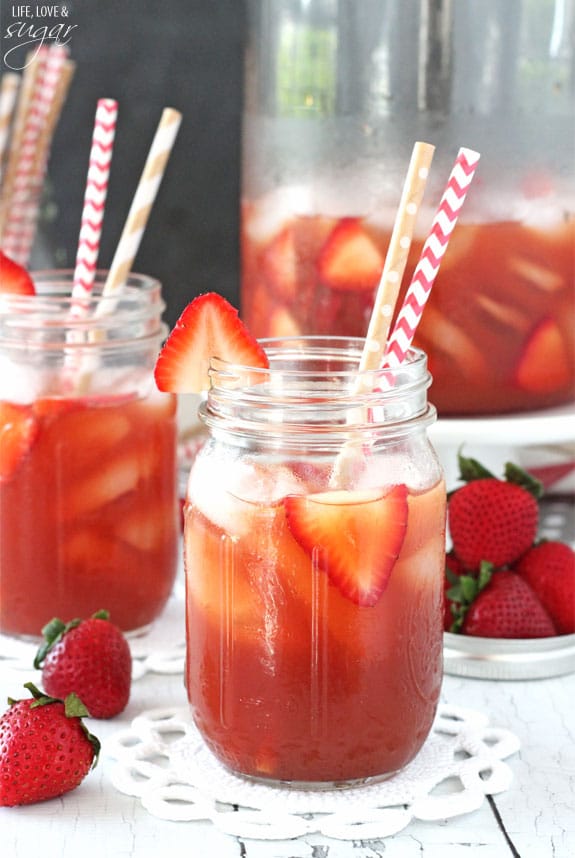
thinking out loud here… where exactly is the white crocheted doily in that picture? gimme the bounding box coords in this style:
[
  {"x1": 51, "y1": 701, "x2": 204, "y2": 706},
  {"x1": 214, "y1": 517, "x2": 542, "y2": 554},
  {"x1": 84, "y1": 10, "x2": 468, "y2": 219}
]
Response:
[
  {"x1": 0, "y1": 580, "x2": 186, "y2": 680},
  {"x1": 105, "y1": 704, "x2": 520, "y2": 841}
]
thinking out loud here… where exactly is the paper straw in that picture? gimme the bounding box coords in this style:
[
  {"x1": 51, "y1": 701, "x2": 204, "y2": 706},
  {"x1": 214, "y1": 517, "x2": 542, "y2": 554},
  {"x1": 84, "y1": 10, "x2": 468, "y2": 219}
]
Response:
[
  {"x1": 14, "y1": 59, "x2": 76, "y2": 267},
  {"x1": 329, "y1": 142, "x2": 434, "y2": 487},
  {"x1": 32, "y1": 58, "x2": 75, "y2": 177},
  {"x1": 353, "y1": 141, "x2": 435, "y2": 392},
  {"x1": 384, "y1": 147, "x2": 481, "y2": 368},
  {"x1": 97, "y1": 107, "x2": 182, "y2": 311},
  {"x1": 0, "y1": 73, "x2": 21, "y2": 179},
  {"x1": 1, "y1": 45, "x2": 68, "y2": 264},
  {"x1": 0, "y1": 52, "x2": 44, "y2": 240},
  {"x1": 70, "y1": 98, "x2": 118, "y2": 315}
]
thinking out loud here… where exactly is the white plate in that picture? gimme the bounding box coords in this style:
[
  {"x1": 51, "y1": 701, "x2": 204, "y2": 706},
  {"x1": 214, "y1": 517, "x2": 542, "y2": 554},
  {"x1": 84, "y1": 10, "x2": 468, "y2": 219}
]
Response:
[
  {"x1": 429, "y1": 401, "x2": 575, "y2": 492},
  {"x1": 430, "y1": 401, "x2": 575, "y2": 447},
  {"x1": 443, "y1": 631, "x2": 575, "y2": 680}
]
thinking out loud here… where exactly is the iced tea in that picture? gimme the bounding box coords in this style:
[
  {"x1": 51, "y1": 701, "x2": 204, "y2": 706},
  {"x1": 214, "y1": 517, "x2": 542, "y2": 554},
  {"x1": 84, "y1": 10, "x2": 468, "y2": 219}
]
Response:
[
  {"x1": 184, "y1": 339, "x2": 446, "y2": 784},
  {"x1": 241, "y1": 198, "x2": 575, "y2": 415},
  {"x1": 0, "y1": 272, "x2": 179, "y2": 637},
  {"x1": 0, "y1": 392, "x2": 178, "y2": 636}
]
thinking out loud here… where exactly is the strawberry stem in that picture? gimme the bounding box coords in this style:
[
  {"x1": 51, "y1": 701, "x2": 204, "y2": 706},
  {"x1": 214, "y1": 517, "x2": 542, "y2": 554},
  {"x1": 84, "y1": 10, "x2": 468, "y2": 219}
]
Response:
[
  {"x1": 504, "y1": 461, "x2": 543, "y2": 499},
  {"x1": 447, "y1": 560, "x2": 494, "y2": 633},
  {"x1": 7, "y1": 683, "x2": 101, "y2": 766},
  {"x1": 34, "y1": 610, "x2": 111, "y2": 669}
]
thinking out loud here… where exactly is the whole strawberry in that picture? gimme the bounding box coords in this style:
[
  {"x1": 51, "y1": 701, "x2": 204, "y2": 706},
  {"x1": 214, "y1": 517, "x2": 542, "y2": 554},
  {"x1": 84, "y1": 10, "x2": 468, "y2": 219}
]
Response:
[
  {"x1": 34, "y1": 610, "x2": 132, "y2": 719},
  {"x1": 448, "y1": 455, "x2": 541, "y2": 570},
  {"x1": 460, "y1": 568, "x2": 557, "y2": 638},
  {"x1": 0, "y1": 682, "x2": 99, "y2": 806},
  {"x1": 515, "y1": 541, "x2": 575, "y2": 635}
]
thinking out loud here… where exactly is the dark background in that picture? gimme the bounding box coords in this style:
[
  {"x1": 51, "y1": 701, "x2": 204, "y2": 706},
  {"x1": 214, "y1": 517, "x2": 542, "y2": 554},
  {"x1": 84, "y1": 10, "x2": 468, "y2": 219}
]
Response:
[{"x1": 10, "y1": 0, "x2": 246, "y2": 328}]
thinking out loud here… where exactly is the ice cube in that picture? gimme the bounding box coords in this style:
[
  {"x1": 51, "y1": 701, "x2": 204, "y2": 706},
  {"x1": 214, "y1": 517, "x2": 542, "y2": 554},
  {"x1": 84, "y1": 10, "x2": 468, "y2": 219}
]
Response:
[
  {"x1": 117, "y1": 502, "x2": 177, "y2": 551},
  {"x1": 188, "y1": 453, "x2": 302, "y2": 537},
  {"x1": 66, "y1": 450, "x2": 155, "y2": 519},
  {"x1": 245, "y1": 186, "x2": 313, "y2": 244}
]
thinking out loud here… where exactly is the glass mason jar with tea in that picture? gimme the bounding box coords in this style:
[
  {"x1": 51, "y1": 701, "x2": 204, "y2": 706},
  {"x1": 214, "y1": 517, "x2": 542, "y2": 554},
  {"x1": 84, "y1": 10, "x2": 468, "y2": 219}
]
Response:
[
  {"x1": 184, "y1": 336, "x2": 446, "y2": 785},
  {"x1": 0, "y1": 271, "x2": 179, "y2": 638}
]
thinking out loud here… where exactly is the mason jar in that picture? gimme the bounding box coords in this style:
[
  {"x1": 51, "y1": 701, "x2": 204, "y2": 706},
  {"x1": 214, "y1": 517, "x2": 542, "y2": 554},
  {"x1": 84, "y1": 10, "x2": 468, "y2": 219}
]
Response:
[
  {"x1": 184, "y1": 336, "x2": 446, "y2": 785},
  {"x1": 0, "y1": 271, "x2": 179, "y2": 638},
  {"x1": 241, "y1": 0, "x2": 575, "y2": 416}
]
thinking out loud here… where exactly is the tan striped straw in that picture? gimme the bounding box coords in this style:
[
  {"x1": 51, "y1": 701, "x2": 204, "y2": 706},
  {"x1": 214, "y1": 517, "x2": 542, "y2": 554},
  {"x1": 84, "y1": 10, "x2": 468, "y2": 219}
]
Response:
[
  {"x1": 329, "y1": 141, "x2": 435, "y2": 488},
  {"x1": 97, "y1": 107, "x2": 182, "y2": 312},
  {"x1": 0, "y1": 73, "x2": 21, "y2": 180}
]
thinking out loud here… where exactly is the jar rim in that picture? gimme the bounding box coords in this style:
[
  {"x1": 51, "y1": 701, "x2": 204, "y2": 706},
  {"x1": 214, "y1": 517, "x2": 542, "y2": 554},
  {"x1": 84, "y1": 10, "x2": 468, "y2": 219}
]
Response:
[
  {"x1": 210, "y1": 335, "x2": 428, "y2": 383},
  {"x1": 0, "y1": 269, "x2": 165, "y2": 347},
  {"x1": 204, "y1": 336, "x2": 435, "y2": 446}
]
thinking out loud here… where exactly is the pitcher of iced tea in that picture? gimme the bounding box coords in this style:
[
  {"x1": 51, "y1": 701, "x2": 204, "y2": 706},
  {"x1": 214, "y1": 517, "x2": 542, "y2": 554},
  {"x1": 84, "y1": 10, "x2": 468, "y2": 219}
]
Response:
[
  {"x1": 184, "y1": 337, "x2": 446, "y2": 785},
  {"x1": 241, "y1": 0, "x2": 575, "y2": 415},
  {"x1": 0, "y1": 271, "x2": 179, "y2": 638}
]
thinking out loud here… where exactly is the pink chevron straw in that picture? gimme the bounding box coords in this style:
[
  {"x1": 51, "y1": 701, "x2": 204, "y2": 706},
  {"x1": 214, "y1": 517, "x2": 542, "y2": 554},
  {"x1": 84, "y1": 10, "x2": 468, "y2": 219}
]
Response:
[
  {"x1": 70, "y1": 98, "x2": 118, "y2": 316},
  {"x1": 383, "y1": 147, "x2": 480, "y2": 368},
  {"x1": 1, "y1": 45, "x2": 68, "y2": 264}
]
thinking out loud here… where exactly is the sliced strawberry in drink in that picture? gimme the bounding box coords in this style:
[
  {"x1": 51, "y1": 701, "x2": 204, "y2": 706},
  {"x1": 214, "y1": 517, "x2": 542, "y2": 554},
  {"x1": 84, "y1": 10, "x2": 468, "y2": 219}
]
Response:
[
  {"x1": 0, "y1": 251, "x2": 35, "y2": 295},
  {"x1": 284, "y1": 485, "x2": 408, "y2": 606},
  {"x1": 268, "y1": 306, "x2": 301, "y2": 337},
  {"x1": 261, "y1": 227, "x2": 299, "y2": 299},
  {"x1": 154, "y1": 292, "x2": 269, "y2": 394},
  {"x1": 515, "y1": 317, "x2": 571, "y2": 394},
  {"x1": 317, "y1": 218, "x2": 384, "y2": 292},
  {"x1": 0, "y1": 402, "x2": 38, "y2": 481}
]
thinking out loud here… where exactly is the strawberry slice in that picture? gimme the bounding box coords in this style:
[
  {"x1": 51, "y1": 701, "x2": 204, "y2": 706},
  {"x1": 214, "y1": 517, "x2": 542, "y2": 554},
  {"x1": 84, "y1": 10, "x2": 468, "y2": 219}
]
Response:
[
  {"x1": 0, "y1": 402, "x2": 38, "y2": 481},
  {"x1": 261, "y1": 227, "x2": 298, "y2": 299},
  {"x1": 0, "y1": 251, "x2": 35, "y2": 295},
  {"x1": 515, "y1": 318, "x2": 571, "y2": 394},
  {"x1": 284, "y1": 485, "x2": 408, "y2": 606},
  {"x1": 154, "y1": 292, "x2": 269, "y2": 393},
  {"x1": 317, "y1": 218, "x2": 384, "y2": 292}
]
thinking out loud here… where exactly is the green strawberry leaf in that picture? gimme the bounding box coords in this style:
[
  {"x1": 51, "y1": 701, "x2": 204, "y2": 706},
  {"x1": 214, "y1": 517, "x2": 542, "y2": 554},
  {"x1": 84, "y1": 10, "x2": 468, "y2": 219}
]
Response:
[
  {"x1": 457, "y1": 450, "x2": 495, "y2": 483},
  {"x1": 33, "y1": 610, "x2": 110, "y2": 670},
  {"x1": 446, "y1": 561, "x2": 495, "y2": 634},
  {"x1": 504, "y1": 461, "x2": 543, "y2": 499},
  {"x1": 63, "y1": 693, "x2": 101, "y2": 765}
]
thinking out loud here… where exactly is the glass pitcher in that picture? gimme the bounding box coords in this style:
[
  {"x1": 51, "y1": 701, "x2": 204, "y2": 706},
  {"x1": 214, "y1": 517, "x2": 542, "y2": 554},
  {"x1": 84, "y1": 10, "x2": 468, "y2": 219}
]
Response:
[{"x1": 240, "y1": 0, "x2": 575, "y2": 416}]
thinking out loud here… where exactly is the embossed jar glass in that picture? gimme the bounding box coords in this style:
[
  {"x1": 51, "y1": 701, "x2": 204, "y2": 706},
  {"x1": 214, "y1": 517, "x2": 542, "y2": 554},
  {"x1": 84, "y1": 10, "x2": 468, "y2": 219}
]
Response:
[
  {"x1": 184, "y1": 336, "x2": 446, "y2": 786},
  {"x1": 0, "y1": 271, "x2": 179, "y2": 638}
]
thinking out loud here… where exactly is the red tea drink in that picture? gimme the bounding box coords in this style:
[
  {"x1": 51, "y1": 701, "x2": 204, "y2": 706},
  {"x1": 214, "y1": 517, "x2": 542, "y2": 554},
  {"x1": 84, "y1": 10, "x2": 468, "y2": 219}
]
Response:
[
  {"x1": 241, "y1": 197, "x2": 575, "y2": 415},
  {"x1": 183, "y1": 340, "x2": 446, "y2": 784},
  {"x1": 0, "y1": 392, "x2": 178, "y2": 636},
  {"x1": 0, "y1": 272, "x2": 179, "y2": 638},
  {"x1": 185, "y1": 472, "x2": 445, "y2": 782}
]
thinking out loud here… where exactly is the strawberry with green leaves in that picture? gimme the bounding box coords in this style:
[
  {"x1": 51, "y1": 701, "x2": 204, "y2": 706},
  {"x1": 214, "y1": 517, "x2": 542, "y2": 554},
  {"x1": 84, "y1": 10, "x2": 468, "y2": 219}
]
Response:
[
  {"x1": 446, "y1": 563, "x2": 557, "y2": 638},
  {"x1": 448, "y1": 453, "x2": 542, "y2": 570},
  {"x1": 34, "y1": 610, "x2": 132, "y2": 719},
  {"x1": 0, "y1": 682, "x2": 99, "y2": 806},
  {"x1": 154, "y1": 292, "x2": 269, "y2": 394}
]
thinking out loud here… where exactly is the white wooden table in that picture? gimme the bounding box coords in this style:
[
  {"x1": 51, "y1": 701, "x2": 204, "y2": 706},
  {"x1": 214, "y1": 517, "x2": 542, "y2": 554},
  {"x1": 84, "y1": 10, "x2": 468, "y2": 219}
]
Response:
[{"x1": 1, "y1": 654, "x2": 573, "y2": 858}]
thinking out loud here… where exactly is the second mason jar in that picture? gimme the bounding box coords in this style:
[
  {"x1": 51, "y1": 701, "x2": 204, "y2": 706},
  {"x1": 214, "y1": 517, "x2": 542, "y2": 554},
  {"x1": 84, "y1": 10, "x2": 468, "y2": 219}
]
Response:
[
  {"x1": 0, "y1": 271, "x2": 179, "y2": 638},
  {"x1": 184, "y1": 337, "x2": 446, "y2": 785}
]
